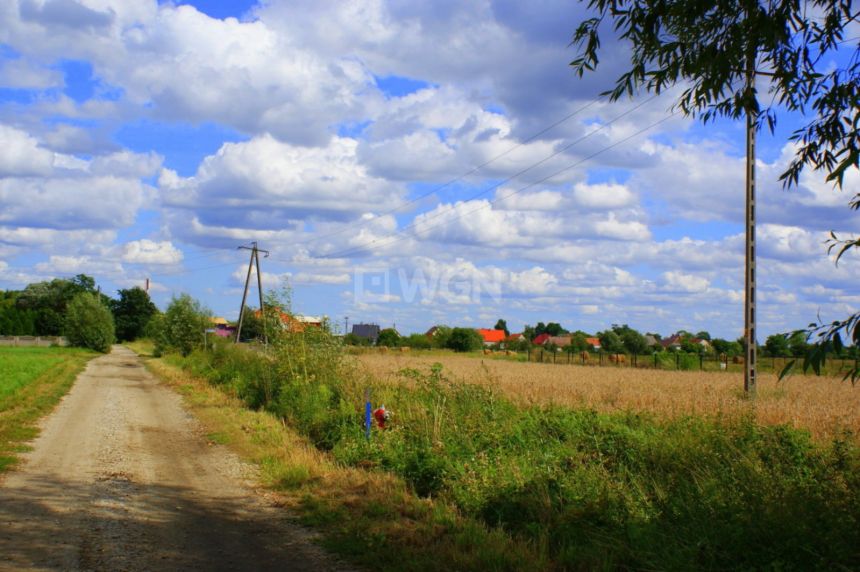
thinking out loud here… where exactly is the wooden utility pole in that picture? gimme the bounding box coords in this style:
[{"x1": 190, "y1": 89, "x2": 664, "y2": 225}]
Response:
[
  {"x1": 744, "y1": 38, "x2": 758, "y2": 396},
  {"x1": 235, "y1": 242, "x2": 270, "y2": 344},
  {"x1": 344, "y1": 316, "x2": 349, "y2": 336}
]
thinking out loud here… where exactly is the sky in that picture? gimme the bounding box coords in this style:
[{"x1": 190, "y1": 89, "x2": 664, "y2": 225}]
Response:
[{"x1": 0, "y1": 0, "x2": 858, "y2": 339}]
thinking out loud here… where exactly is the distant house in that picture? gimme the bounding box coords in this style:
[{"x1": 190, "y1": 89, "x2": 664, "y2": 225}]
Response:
[
  {"x1": 585, "y1": 337, "x2": 601, "y2": 351},
  {"x1": 255, "y1": 309, "x2": 323, "y2": 332},
  {"x1": 533, "y1": 333, "x2": 551, "y2": 346},
  {"x1": 425, "y1": 326, "x2": 441, "y2": 338},
  {"x1": 546, "y1": 335, "x2": 572, "y2": 348},
  {"x1": 476, "y1": 328, "x2": 506, "y2": 346},
  {"x1": 209, "y1": 316, "x2": 236, "y2": 338},
  {"x1": 644, "y1": 334, "x2": 660, "y2": 348},
  {"x1": 661, "y1": 334, "x2": 711, "y2": 350},
  {"x1": 506, "y1": 333, "x2": 525, "y2": 343},
  {"x1": 352, "y1": 323, "x2": 381, "y2": 343}
]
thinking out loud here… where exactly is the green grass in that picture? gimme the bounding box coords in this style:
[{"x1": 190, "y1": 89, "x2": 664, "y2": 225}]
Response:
[
  {"x1": 168, "y1": 339, "x2": 860, "y2": 570},
  {"x1": 0, "y1": 346, "x2": 96, "y2": 472}
]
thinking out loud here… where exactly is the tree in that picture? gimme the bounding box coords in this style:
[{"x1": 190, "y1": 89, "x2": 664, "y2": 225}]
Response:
[
  {"x1": 494, "y1": 318, "x2": 510, "y2": 336},
  {"x1": 570, "y1": 331, "x2": 591, "y2": 353},
  {"x1": 765, "y1": 333, "x2": 792, "y2": 357},
  {"x1": 598, "y1": 329, "x2": 625, "y2": 353},
  {"x1": 430, "y1": 325, "x2": 453, "y2": 349},
  {"x1": 238, "y1": 305, "x2": 265, "y2": 342},
  {"x1": 788, "y1": 331, "x2": 809, "y2": 357},
  {"x1": 523, "y1": 324, "x2": 536, "y2": 341},
  {"x1": 571, "y1": 0, "x2": 860, "y2": 380},
  {"x1": 111, "y1": 287, "x2": 157, "y2": 342},
  {"x1": 403, "y1": 333, "x2": 432, "y2": 349},
  {"x1": 535, "y1": 322, "x2": 547, "y2": 336},
  {"x1": 545, "y1": 322, "x2": 567, "y2": 336},
  {"x1": 447, "y1": 328, "x2": 484, "y2": 352},
  {"x1": 613, "y1": 324, "x2": 648, "y2": 354},
  {"x1": 64, "y1": 292, "x2": 115, "y2": 353},
  {"x1": 695, "y1": 331, "x2": 712, "y2": 341},
  {"x1": 376, "y1": 328, "x2": 401, "y2": 347},
  {"x1": 161, "y1": 294, "x2": 210, "y2": 357}
]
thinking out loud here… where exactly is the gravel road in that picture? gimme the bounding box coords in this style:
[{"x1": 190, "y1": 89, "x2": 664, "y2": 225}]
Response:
[{"x1": 0, "y1": 346, "x2": 352, "y2": 571}]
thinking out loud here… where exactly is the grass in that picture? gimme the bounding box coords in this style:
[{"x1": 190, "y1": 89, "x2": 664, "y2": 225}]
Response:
[
  {"x1": 141, "y1": 352, "x2": 544, "y2": 571},
  {"x1": 0, "y1": 346, "x2": 95, "y2": 473},
  {"x1": 152, "y1": 337, "x2": 860, "y2": 570},
  {"x1": 359, "y1": 353, "x2": 860, "y2": 442}
]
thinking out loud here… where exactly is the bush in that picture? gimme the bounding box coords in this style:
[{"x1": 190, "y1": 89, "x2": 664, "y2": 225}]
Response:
[
  {"x1": 447, "y1": 327, "x2": 483, "y2": 352},
  {"x1": 402, "y1": 333, "x2": 432, "y2": 349},
  {"x1": 159, "y1": 294, "x2": 210, "y2": 356},
  {"x1": 64, "y1": 292, "x2": 115, "y2": 352}
]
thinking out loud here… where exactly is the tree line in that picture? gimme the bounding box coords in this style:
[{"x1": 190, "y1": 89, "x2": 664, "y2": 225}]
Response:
[{"x1": 0, "y1": 274, "x2": 208, "y2": 355}]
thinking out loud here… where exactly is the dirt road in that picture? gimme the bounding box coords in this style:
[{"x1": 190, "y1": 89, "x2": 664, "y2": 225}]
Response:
[{"x1": 0, "y1": 346, "x2": 352, "y2": 571}]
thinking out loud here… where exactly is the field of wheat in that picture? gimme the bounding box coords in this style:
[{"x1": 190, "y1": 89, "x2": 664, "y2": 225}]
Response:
[{"x1": 357, "y1": 352, "x2": 860, "y2": 442}]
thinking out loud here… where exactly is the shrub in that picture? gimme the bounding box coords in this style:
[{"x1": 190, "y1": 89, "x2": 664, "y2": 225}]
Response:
[
  {"x1": 161, "y1": 294, "x2": 210, "y2": 356},
  {"x1": 447, "y1": 327, "x2": 483, "y2": 352},
  {"x1": 64, "y1": 292, "x2": 115, "y2": 352}
]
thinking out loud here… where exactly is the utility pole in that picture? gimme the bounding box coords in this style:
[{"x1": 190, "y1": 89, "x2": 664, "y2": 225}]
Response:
[
  {"x1": 344, "y1": 316, "x2": 349, "y2": 336},
  {"x1": 235, "y1": 242, "x2": 270, "y2": 344},
  {"x1": 744, "y1": 34, "x2": 758, "y2": 396}
]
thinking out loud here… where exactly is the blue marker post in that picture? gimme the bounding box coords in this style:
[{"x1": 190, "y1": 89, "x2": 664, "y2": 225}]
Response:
[{"x1": 364, "y1": 388, "x2": 372, "y2": 441}]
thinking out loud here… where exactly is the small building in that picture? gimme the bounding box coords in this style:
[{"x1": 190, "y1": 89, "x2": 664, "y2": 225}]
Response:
[
  {"x1": 476, "y1": 328, "x2": 506, "y2": 346},
  {"x1": 585, "y1": 337, "x2": 601, "y2": 351},
  {"x1": 506, "y1": 333, "x2": 525, "y2": 343},
  {"x1": 546, "y1": 335, "x2": 572, "y2": 348},
  {"x1": 352, "y1": 323, "x2": 381, "y2": 343},
  {"x1": 533, "y1": 333, "x2": 551, "y2": 346},
  {"x1": 209, "y1": 317, "x2": 236, "y2": 338}
]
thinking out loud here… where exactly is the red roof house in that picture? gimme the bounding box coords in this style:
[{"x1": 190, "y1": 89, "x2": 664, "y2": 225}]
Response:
[
  {"x1": 585, "y1": 337, "x2": 601, "y2": 350},
  {"x1": 476, "y1": 328, "x2": 507, "y2": 345},
  {"x1": 533, "y1": 333, "x2": 551, "y2": 346}
]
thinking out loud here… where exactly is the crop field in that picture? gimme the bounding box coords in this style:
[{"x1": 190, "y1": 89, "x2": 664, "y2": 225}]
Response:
[
  {"x1": 357, "y1": 352, "x2": 860, "y2": 442},
  {"x1": 0, "y1": 346, "x2": 94, "y2": 472}
]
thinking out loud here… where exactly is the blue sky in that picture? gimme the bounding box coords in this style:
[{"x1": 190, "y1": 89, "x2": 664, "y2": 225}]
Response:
[{"x1": 0, "y1": 0, "x2": 858, "y2": 340}]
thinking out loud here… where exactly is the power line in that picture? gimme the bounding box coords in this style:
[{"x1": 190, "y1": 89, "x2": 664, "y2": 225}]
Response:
[
  {"x1": 321, "y1": 110, "x2": 679, "y2": 261},
  {"x1": 284, "y1": 97, "x2": 603, "y2": 251}
]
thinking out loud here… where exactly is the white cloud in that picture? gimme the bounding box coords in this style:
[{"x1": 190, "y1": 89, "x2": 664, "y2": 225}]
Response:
[
  {"x1": 0, "y1": 124, "x2": 55, "y2": 176},
  {"x1": 121, "y1": 240, "x2": 183, "y2": 265},
  {"x1": 662, "y1": 271, "x2": 710, "y2": 293}
]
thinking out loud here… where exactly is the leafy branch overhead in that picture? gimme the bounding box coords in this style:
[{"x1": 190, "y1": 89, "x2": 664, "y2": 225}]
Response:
[{"x1": 571, "y1": 0, "x2": 859, "y2": 188}]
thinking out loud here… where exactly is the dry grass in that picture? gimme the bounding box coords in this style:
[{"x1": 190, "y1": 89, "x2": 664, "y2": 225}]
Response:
[{"x1": 357, "y1": 353, "x2": 860, "y2": 442}]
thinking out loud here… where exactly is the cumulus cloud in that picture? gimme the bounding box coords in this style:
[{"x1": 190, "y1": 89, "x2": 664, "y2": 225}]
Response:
[
  {"x1": 121, "y1": 240, "x2": 183, "y2": 265},
  {"x1": 161, "y1": 134, "x2": 403, "y2": 232}
]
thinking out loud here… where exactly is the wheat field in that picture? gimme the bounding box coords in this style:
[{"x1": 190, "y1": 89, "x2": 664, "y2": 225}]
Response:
[{"x1": 357, "y1": 353, "x2": 860, "y2": 442}]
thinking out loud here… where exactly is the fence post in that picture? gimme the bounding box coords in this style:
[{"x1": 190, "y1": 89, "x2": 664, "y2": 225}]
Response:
[
  {"x1": 654, "y1": 353, "x2": 658, "y2": 369},
  {"x1": 599, "y1": 353, "x2": 604, "y2": 366},
  {"x1": 699, "y1": 354, "x2": 704, "y2": 370},
  {"x1": 364, "y1": 388, "x2": 372, "y2": 441},
  {"x1": 675, "y1": 352, "x2": 680, "y2": 369}
]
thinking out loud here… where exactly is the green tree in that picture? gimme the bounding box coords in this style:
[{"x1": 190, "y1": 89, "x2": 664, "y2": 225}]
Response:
[
  {"x1": 344, "y1": 332, "x2": 371, "y2": 346},
  {"x1": 377, "y1": 328, "x2": 401, "y2": 347},
  {"x1": 570, "y1": 331, "x2": 591, "y2": 353},
  {"x1": 571, "y1": 0, "x2": 860, "y2": 379},
  {"x1": 523, "y1": 324, "x2": 536, "y2": 341},
  {"x1": 238, "y1": 305, "x2": 265, "y2": 342},
  {"x1": 494, "y1": 318, "x2": 510, "y2": 336},
  {"x1": 545, "y1": 322, "x2": 567, "y2": 336},
  {"x1": 447, "y1": 328, "x2": 484, "y2": 352},
  {"x1": 64, "y1": 292, "x2": 115, "y2": 353},
  {"x1": 403, "y1": 333, "x2": 432, "y2": 349},
  {"x1": 788, "y1": 331, "x2": 809, "y2": 357},
  {"x1": 430, "y1": 325, "x2": 453, "y2": 349},
  {"x1": 695, "y1": 331, "x2": 712, "y2": 341},
  {"x1": 613, "y1": 324, "x2": 648, "y2": 354},
  {"x1": 111, "y1": 287, "x2": 157, "y2": 342},
  {"x1": 162, "y1": 294, "x2": 210, "y2": 357},
  {"x1": 765, "y1": 333, "x2": 792, "y2": 357},
  {"x1": 535, "y1": 322, "x2": 547, "y2": 336},
  {"x1": 598, "y1": 329, "x2": 625, "y2": 354}
]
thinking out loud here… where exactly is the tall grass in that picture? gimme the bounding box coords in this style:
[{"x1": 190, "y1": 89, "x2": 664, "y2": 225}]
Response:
[
  {"x1": 361, "y1": 353, "x2": 860, "y2": 442},
  {"x1": 174, "y1": 336, "x2": 860, "y2": 570}
]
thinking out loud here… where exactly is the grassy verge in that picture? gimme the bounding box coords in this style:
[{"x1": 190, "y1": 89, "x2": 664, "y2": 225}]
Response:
[
  {"x1": 0, "y1": 346, "x2": 96, "y2": 473},
  {"x1": 140, "y1": 349, "x2": 543, "y2": 571},
  {"x1": 134, "y1": 329, "x2": 860, "y2": 570}
]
